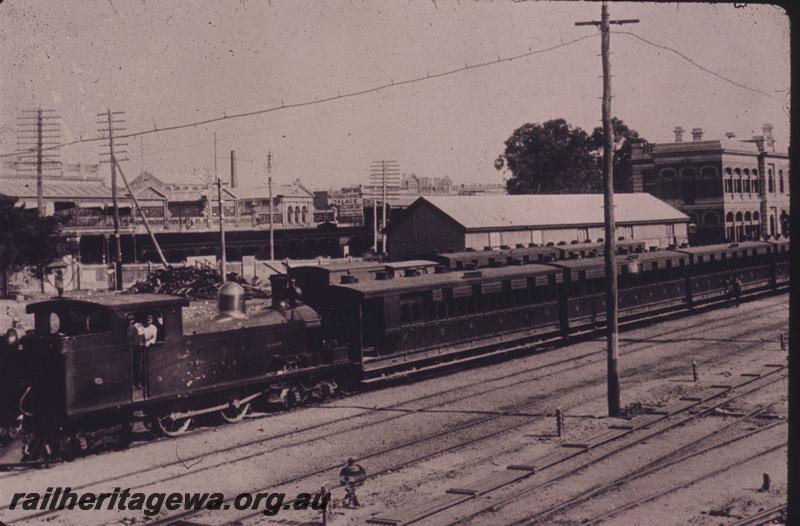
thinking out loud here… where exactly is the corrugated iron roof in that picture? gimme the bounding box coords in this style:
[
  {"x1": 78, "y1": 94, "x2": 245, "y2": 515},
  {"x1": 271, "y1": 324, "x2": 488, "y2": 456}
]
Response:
[
  {"x1": 0, "y1": 178, "x2": 112, "y2": 199},
  {"x1": 417, "y1": 194, "x2": 688, "y2": 230}
]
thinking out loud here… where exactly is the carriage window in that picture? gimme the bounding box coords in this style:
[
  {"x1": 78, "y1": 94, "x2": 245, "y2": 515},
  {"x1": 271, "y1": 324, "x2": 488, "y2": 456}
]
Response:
[{"x1": 399, "y1": 294, "x2": 425, "y2": 325}]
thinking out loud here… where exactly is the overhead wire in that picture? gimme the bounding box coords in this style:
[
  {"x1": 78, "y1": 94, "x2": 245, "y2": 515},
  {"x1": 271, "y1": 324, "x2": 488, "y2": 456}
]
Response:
[
  {"x1": 1, "y1": 29, "x2": 787, "y2": 162},
  {"x1": 613, "y1": 31, "x2": 787, "y2": 105},
  {"x1": 0, "y1": 34, "x2": 598, "y2": 160}
]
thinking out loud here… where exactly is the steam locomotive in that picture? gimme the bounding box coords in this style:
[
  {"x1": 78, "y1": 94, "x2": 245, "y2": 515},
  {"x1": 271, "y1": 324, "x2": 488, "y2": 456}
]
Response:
[{"x1": 0, "y1": 238, "x2": 789, "y2": 461}]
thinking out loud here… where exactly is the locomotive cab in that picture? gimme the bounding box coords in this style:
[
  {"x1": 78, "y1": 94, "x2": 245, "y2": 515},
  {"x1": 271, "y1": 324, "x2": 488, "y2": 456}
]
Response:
[{"x1": 23, "y1": 294, "x2": 190, "y2": 430}]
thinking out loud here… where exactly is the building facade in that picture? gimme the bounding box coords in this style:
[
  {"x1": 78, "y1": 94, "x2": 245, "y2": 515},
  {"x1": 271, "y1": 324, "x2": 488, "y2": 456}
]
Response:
[{"x1": 631, "y1": 125, "x2": 789, "y2": 244}]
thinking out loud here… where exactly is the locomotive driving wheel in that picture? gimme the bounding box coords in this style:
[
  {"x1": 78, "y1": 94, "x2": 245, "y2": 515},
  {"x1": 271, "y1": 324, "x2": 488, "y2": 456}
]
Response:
[
  {"x1": 219, "y1": 401, "x2": 251, "y2": 423},
  {"x1": 155, "y1": 415, "x2": 193, "y2": 437}
]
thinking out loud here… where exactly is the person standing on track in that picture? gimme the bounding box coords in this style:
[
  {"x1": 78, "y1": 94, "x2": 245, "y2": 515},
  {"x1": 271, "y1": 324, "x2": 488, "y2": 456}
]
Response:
[
  {"x1": 730, "y1": 275, "x2": 743, "y2": 307},
  {"x1": 339, "y1": 457, "x2": 366, "y2": 508}
]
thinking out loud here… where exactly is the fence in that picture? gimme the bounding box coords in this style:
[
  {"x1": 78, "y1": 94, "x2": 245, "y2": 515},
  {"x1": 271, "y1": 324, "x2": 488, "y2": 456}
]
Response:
[{"x1": 1, "y1": 256, "x2": 361, "y2": 298}]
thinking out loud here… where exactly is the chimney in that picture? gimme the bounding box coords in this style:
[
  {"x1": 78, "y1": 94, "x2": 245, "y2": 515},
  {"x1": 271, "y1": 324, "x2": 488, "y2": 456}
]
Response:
[
  {"x1": 631, "y1": 138, "x2": 645, "y2": 157},
  {"x1": 230, "y1": 150, "x2": 237, "y2": 188},
  {"x1": 725, "y1": 132, "x2": 736, "y2": 139},
  {"x1": 762, "y1": 123, "x2": 775, "y2": 151},
  {"x1": 673, "y1": 126, "x2": 684, "y2": 142},
  {"x1": 691, "y1": 128, "x2": 703, "y2": 142}
]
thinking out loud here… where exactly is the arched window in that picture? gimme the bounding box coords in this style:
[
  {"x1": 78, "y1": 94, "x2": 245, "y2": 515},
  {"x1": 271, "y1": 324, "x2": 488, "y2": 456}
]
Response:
[
  {"x1": 660, "y1": 168, "x2": 676, "y2": 178},
  {"x1": 768, "y1": 169, "x2": 775, "y2": 193},
  {"x1": 743, "y1": 168, "x2": 750, "y2": 176},
  {"x1": 302, "y1": 206, "x2": 308, "y2": 224},
  {"x1": 703, "y1": 211, "x2": 719, "y2": 225},
  {"x1": 294, "y1": 206, "x2": 301, "y2": 224},
  {"x1": 688, "y1": 212, "x2": 699, "y2": 224},
  {"x1": 725, "y1": 177, "x2": 733, "y2": 193},
  {"x1": 779, "y1": 170, "x2": 784, "y2": 193},
  {"x1": 735, "y1": 212, "x2": 743, "y2": 222},
  {"x1": 752, "y1": 169, "x2": 758, "y2": 176},
  {"x1": 286, "y1": 206, "x2": 293, "y2": 224},
  {"x1": 753, "y1": 211, "x2": 760, "y2": 221},
  {"x1": 724, "y1": 167, "x2": 733, "y2": 175},
  {"x1": 744, "y1": 211, "x2": 752, "y2": 222},
  {"x1": 726, "y1": 212, "x2": 734, "y2": 223}
]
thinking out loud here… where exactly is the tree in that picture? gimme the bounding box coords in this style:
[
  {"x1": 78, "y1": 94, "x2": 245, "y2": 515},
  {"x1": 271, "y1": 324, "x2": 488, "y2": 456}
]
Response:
[
  {"x1": 496, "y1": 118, "x2": 644, "y2": 194},
  {"x1": 589, "y1": 117, "x2": 646, "y2": 193},
  {"x1": 0, "y1": 199, "x2": 78, "y2": 286},
  {"x1": 496, "y1": 119, "x2": 600, "y2": 195}
]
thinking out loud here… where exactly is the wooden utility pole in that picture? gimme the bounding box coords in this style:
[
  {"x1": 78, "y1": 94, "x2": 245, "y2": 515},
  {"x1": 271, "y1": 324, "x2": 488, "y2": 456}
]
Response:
[
  {"x1": 36, "y1": 110, "x2": 44, "y2": 215},
  {"x1": 215, "y1": 133, "x2": 227, "y2": 279},
  {"x1": 267, "y1": 151, "x2": 275, "y2": 260},
  {"x1": 16, "y1": 109, "x2": 60, "y2": 216},
  {"x1": 113, "y1": 158, "x2": 169, "y2": 268},
  {"x1": 368, "y1": 160, "x2": 400, "y2": 256},
  {"x1": 576, "y1": 3, "x2": 638, "y2": 417},
  {"x1": 98, "y1": 110, "x2": 128, "y2": 290}
]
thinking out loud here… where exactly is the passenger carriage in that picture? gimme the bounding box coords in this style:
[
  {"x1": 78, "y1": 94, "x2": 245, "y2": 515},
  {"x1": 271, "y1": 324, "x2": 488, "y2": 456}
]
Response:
[
  {"x1": 547, "y1": 250, "x2": 690, "y2": 332},
  {"x1": 288, "y1": 259, "x2": 438, "y2": 309},
  {"x1": 325, "y1": 264, "x2": 563, "y2": 378},
  {"x1": 675, "y1": 241, "x2": 774, "y2": 303},
  {"x1": 429, "y1": 245, "x2": 559, "y2": 270},
  {"x1": 767, "y1": 237, "x2": 790, "y2": 286}
]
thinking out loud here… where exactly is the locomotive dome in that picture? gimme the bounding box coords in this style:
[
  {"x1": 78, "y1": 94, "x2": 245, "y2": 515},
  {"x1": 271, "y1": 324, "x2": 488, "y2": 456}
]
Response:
[{"x1": 217, "y1": 281, "x2": 248, "y2": 320}]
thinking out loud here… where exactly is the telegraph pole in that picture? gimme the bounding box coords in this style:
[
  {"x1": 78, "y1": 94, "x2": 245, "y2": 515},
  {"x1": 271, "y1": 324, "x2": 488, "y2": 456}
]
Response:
[
  {"x1": 266, "y1": 151, "x2": 275, "y2": 260},
  {"x1": 215, "y1": 133, "x2": 227, "y2": 279},
  {"x1": 16, "y1": 109, "x2": 61, "y2": 216},
  {"x1": 98, "y1": 110, "x2": 128, "y2": 290},
  {"x1": 575, "y1": 3, "x2": 638, "y2": 417},
  {"x1": 369, "y1": 160, "x2": 400, "y2": 256}
]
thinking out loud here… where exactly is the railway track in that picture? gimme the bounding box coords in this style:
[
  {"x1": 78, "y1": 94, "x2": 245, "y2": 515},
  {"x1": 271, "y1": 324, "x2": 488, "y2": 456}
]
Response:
[
  {"x1": 516, "y1": 415, "x2": 786, "y2": 525},
  {"x1": 128, "y1": 333, "x2": 787, "y2": 526},
  {"x1": 364, "y1": 366, "x2": 787, "y2": 526},
  {"x1": 0, "y1": 297, "x2": 787, "y2": 525},
  {"x1": 727, "y1": 504, "x2": 787, "y2": 526},
  {"x1": 0, "y1": 291, "x2": 783, "y2": 482},
  {"x1": 1, "y1": 295, "x2": 780, "y2": 486}
]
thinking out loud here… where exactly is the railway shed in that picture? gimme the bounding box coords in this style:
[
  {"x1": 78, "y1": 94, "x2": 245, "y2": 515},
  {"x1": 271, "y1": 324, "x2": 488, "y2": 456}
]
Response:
[{"x1": 386, "y1": 194, "x2": 689, "y2": 261}]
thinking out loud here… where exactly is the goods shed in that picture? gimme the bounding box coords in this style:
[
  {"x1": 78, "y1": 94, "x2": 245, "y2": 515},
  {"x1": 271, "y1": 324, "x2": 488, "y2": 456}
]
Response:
[{"x1": 387, "y1": 194, "x2": 689, "y2": 261}]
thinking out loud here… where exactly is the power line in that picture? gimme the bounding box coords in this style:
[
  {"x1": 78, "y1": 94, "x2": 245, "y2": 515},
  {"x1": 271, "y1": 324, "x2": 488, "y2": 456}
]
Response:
[
  {"x1": 613, "y1": 30, "x2": 786, "y2": 105},
  {"x1": 0, "y1": 34, "x2": 597, "y2": 160}
]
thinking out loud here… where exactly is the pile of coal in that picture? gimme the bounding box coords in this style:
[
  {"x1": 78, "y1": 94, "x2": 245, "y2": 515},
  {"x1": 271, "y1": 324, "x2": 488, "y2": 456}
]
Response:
[{"x1": 127, "y1": 266, "x2": 269, "y2": 299}]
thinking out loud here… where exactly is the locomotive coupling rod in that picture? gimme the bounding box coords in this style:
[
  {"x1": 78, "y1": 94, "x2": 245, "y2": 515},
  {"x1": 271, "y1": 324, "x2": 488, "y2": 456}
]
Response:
[{"x1": 166, "y1": 392, "x2": 262, "y2": 420}]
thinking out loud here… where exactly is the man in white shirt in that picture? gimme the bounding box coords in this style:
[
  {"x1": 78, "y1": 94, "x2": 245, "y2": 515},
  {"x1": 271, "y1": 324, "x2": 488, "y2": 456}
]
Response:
[
  {"x1": 131, "y1": 314, "x2": 158, "y2": 390},
  {"x1": 140, "y1": 315, "x2": 158, "y2": 347}
]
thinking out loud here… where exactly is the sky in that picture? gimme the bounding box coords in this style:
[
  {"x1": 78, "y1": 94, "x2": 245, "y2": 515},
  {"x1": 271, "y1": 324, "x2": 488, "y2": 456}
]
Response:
[{"x1": 0, "y1": 1, "x2": 790, "y2": 190}]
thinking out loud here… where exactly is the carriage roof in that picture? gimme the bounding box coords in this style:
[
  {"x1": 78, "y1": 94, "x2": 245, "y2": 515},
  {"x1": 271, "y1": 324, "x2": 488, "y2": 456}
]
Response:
[
  {"x1": 329, "y1": 263, "x2": 560, "y2": 298},
  {"x1": 674, "y1": 241, "x2": 773, "y2": 257}
]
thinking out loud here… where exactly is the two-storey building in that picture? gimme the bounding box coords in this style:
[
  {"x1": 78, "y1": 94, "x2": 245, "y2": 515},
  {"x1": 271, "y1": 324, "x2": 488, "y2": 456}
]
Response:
[{"x1": 631, "y1": 125, "x2": 789, "y2": 244}]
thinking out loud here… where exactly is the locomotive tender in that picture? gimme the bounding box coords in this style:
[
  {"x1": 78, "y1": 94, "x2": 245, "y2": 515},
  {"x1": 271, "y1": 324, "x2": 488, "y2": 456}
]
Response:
[{"x1": 0, "y1": 238, "x2": 789, "y2": 460}]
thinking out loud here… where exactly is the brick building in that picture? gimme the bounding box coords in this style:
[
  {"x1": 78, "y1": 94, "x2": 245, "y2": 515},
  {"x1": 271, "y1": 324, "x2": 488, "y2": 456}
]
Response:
[{"x1": 631, "y1": 125, "x2": 789, "y2": 244}]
